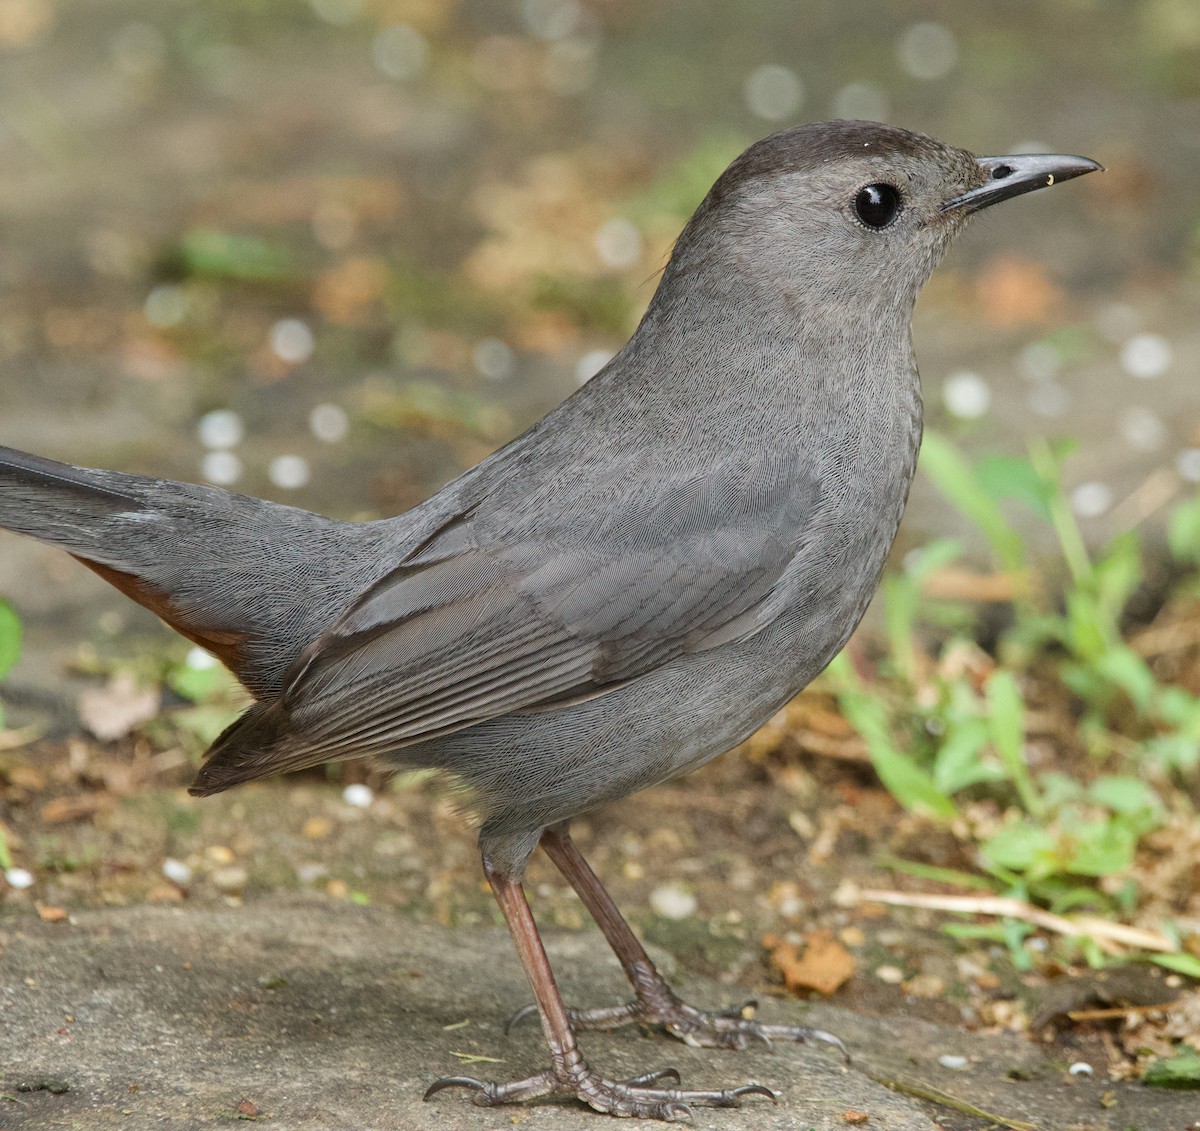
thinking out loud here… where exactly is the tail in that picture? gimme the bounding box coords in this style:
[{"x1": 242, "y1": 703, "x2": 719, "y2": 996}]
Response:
[{"x1": 0, "y1": 444, "x2": 383, "y2": 699}]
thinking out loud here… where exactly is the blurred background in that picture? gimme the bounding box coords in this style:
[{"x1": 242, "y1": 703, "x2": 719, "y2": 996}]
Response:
[{"x1": 0, "y1": 0, "x2": 1193, "y2": 520}]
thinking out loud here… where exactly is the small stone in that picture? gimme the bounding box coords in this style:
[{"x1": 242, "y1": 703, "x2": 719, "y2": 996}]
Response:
[
  {"x1": 206, "y1": 845, "x2": 235, "y2": 865},
  {"x1": 210, "y1": 866, "x2": 249, "y2": 893},
  {"x1": 302, "y1": 817, "x2": 333, "y2": 840},
  {"x1": 875, "y1": 965, "x2": 904, "y2": 984},
  {"x1": 904, "y1": 973, "x2": 946, "y2": 998},
  {"x1": 5, "y1": 867, "x2": 34, "y2": 890},
  {"x1": 162, "y1": 858, "x2": 192, "y2": 886},
  {"x1": 1068, "y1": 1061, "x2": 1093, "y2": 1077},
  {"x1": 649, "y1": 883, "x2": 697, "y2": 920},
  {"x1": 342, "y1": 784, "x2": 374, "y2": 809},
  {"x1": 938, "y1": 1054, "x2": 969, "y2": 1070}
]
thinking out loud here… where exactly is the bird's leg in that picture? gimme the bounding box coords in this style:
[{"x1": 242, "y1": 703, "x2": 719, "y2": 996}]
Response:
[
  {"x1": 528, "y1": 823, "x2": 847, "y2": 1056},
  {"x1": 424, "y1": 851, "x2": 777, "y2": 1120}
]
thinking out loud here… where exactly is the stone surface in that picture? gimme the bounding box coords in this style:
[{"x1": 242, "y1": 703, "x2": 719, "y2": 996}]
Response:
[{"x1": 2, "y1": 900, "x2": 1193, "y2": 1130}]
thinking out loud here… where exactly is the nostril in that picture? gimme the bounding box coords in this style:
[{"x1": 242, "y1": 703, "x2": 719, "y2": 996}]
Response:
[{"x1": 992, "y1": 164, "x2": 1015, "y2": 180}]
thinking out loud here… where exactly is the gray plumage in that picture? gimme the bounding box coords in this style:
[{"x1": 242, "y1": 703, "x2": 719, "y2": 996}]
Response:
[{"x1": 0, "y1": 122, "x2": 1098, "y2": 884}]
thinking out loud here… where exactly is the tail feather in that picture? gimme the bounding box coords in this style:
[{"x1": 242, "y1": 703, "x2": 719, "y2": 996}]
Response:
[{"x1": 0, "y1": 444, "x2": 388, "y2": 698}]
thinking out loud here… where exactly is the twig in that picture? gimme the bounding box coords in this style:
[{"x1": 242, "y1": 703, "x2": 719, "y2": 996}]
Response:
[
  {"x1": 867, "y1": 1071, "x2": 1038, "y2": 1131},
  {"x1": 858, "y1": 889, "x2": 1176, "y2": 955}
]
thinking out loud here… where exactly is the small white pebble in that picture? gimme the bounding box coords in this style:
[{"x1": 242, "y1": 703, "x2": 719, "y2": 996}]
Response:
[
  {"x1": 938, "y1": 1054, "x2": 969, "y2": 1070},
  {"x1": 831, "y1": 81, "x2": 888, "y2": 122},
  {"x1": 744, "y1": 64, "x2": 804, "y2": 121},
  {"x1": 875, "y1": 965, "x2": 904, "y2": 984},
  {"x1": 144, "y1": 284, "x2": 187, "y2": 328},
  {"x1": 942, "y1": 370, "x2": 991, "y2": 419},
  {"x1": 1177, "y1": 448, "x2": 1200, "y2": 482},
  {"x1": 309, "y1": 403, "x2": 349, "y2": 443},
  {"x1": 210, "y1": 865, "x2": 249, "y2": 892},
  {"x1": 575, "y1": 348, "x2": 614, "y2": 385},
  {"x1": 162, "y1": 858, "x2": 192, "y2": 886},
  {"x1": 1118, "y1": 406, "x2": 1167, "y2": 452},
  {"x1": 295, "y1": 862, "x2": 328, "y2": 884},
  {"x1": 270, "y1": 318, "x2": 315, "y2": 364},
  {"x1": 594, "y1": 218, "x2": 642, "y2": 270},
  {"x1": 1068, "y1": 1061, "x2": 1093, "y2": 1077},
  {"x1": 896, "y1": 22, "x2": 957, "y2": 81},
  {"x1": 185, "y1": 647, "x2": 218, "y2": 670},
  {"x1": 1070, "y1": 481, "x2": 1113, "y2": 518},
  {"x1": 372, "y1": 24, "x2": 428, "y2": 80},
  {"x1": 522, "y1": 0, "x2": 582, "y2": 40},
  {"x1": 342, "y1": 783, "x2": 374, "y2": 809},
  {"x1": 473, "y1": 338, "x2": 516, "y2": 381},
  {"x1": 649, "y1": 883, "x2": 697, "y2": 920},
  {"x1": 1120, "y1": 333, "x2": 1172, "y2": 380},
  {"x1": 197, "y1": 409, "x2": 244, "y2": 450},
  {"x1": 309, "y1": 0, "x2": 365, "y2": 25},
  {"x1": 4, "y1": 867, "x2": 34, "y2": 890},
  {"x1": 268, "y1": 455, "x2": 311, "y2": 490},
  {"x1": 201, "y1": 450, "x2": 243, "y2": 486}
]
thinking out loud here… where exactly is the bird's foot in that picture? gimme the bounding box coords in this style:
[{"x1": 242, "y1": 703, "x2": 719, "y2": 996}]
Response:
[
  {"x1": 508, "y1": 981, "x2": 849, "y2": 1057},
  {"x1": 424, "y1": 1062, "x2": 776, "y2": 1120}
]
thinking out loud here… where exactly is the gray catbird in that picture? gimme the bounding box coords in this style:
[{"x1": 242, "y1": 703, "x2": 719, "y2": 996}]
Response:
[{"x1": 0, "y1": 121, "x2": 1098, "y2": 1119}]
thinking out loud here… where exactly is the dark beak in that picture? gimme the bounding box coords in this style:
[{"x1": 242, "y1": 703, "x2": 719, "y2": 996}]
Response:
[{"x1": 941, "y1": 152, "x2": 1103, "y2": 214}]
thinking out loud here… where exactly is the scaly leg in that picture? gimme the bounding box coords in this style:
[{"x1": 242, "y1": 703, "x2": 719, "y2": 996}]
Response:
[
  {"x1": 424, "y1": 851, "x2": 777, "y2": 1120},
  {"x1": 515, "y1": 824, "x2": 847, "y2": 1056}
]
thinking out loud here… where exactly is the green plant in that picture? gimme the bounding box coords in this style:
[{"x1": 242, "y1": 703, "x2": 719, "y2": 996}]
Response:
[
  {"x1": 0, "y1": 598, "x2": 21, "y2": 730},
  {"x1": 828, "y1": 432, "x2": 1200, "y2": 972}
]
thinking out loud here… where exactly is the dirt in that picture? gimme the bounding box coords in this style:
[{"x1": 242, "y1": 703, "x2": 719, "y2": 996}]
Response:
[{"x1": 1, "y1": 738, "x2": 1197, "y2": 1130}]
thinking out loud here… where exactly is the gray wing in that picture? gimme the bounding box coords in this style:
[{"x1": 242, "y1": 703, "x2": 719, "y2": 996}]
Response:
[{"x1": 194, "y1": 453, "x2": 818, "y2": 786}]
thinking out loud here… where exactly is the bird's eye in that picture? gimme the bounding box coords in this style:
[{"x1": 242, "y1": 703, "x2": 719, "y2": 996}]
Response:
[{"x1": 853, "y1": 183, "x2": 901, "y2": 229}]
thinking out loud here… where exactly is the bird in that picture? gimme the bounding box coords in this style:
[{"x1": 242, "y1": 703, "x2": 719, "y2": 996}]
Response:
[{"x1": 0, "y1": 121, "x2": 1099, "y2": 1120}]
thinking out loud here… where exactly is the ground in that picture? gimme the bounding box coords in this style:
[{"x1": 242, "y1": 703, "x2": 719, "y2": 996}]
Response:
[{"x1": 2, "y1": 732, "x2": 1197, "y2": 1131}]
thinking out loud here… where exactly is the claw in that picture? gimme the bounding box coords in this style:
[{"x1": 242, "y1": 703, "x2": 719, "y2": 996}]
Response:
[
  {"x1": 423, "y1": 1075, "x2": 487, "y2": 1101},
  {"x1": 503, "y1": 1002, "x2": 539, "y2": 1035},
  {"x1": 810, "y1": 1027, "x2": 851, "y2": 1063},
  {"x1": 662, "y1": 1102, "x2": 693, "y2": 1121},
  {"x1": 731, "y1": 1083, "x2": 778, "y2": 1101}
]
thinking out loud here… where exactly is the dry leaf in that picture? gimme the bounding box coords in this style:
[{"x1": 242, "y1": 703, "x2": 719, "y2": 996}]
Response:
[
  {"x1": 764, "y1": 929, "x2": 855, "y2": 996},
  {"x1": 975, "y1": 254, "x2": 1064, "y2": 328},
  {"x1": 77, "y1": 673, "x2": 160, "y2": 741},
  {"x1": 39, "y1": 795, "x2": 111, "y2": 824}
]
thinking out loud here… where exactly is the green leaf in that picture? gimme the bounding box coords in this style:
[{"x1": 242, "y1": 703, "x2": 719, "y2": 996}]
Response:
[
  {"x1": 980, "y1": 819, "x2": 1056, "y2": 873},
  {"x1": 1062, "y1": 817, "x2": 1136, "y2": 877},
  {"x1": 1143, "y1": 1052, "x2": 1200, "y2": 1089},
  {"x1": 0, "y1": 600, "x2": 22, "y2": 681},
  {"x1": 918, "y1": 432, "x2": 1027, "y2": 577},
  {"x1": 1087, "y1": 776, "x2": 1161, "y2": 819},
  {"x1": 838, "y1": 690, "x2": 956, "y2": 819},
  {"x1": 1092, "y1": 645, "x2": 1157, "y2": 712},
  {"x1": 933, "y1": 717, "x2": 1003, "y2": 794},
  {"x1": 176, "y1": 228, "x2": 298, "y2": 284},
  {"x1": 986, "y1": 671, "x2": 1042, "y2": 816},
  {"x1": 1168, "y1": 494, "x2": 1200, "y2": 564},
  {"x1": 1065, "y1": 591, "x2": 1111, "y2": 661},
  {"x1": 1150, "y1": 953, "x2": 1200, "y2": 979},
  {"x1": 975, "y1": 453, "x2": 1054, "y2": 521},
  {"x1": 881, "y1": 855, "x2": 1000, "y2": 892},
  {"x1": 1089, "y1": 531, "x2": 1142, "y2": 623}
]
